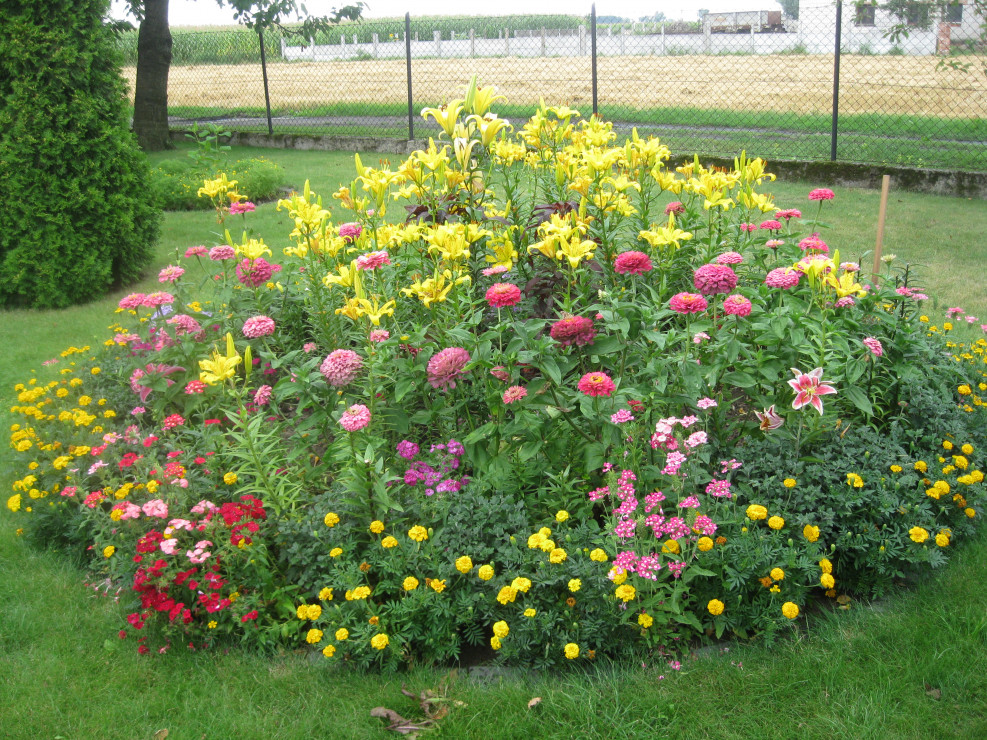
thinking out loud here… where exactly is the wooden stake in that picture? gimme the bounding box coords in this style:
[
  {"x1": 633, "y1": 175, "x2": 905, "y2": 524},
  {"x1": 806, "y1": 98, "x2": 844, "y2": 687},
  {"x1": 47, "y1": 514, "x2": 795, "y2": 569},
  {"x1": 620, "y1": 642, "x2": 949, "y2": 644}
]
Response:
[{"x1": 872, "y1": 174, "x2": 891, "y2": 284}]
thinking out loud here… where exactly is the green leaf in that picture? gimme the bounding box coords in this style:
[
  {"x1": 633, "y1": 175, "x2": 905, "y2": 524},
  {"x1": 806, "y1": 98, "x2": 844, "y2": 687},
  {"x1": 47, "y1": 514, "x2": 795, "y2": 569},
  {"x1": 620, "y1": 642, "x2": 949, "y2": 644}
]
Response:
[
  {"x1": 842, "y1": 386, "x2": 874, "y2": 416},
  {"x1": 583, "y1": 442, "x2": 606, "y2": 472},
  {"x1": 394, "y1": 375, "x2": 414, "y2": 402},
  {"x1": 538, "y1": 356, "x2": 562, "y2": 386},
  {"x1": 723, "y1": 371, "x2": 757, "y2": 389}
]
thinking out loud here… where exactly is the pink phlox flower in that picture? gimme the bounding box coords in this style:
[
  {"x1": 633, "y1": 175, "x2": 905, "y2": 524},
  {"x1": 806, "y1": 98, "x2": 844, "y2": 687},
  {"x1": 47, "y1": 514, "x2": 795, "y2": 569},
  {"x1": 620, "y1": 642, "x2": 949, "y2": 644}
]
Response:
[
  {"x1": 610, "y1": 409, "x2": 634, "y2": 424},
  {"x1": 163, "y1": 414, "x2": 185, "y2": 430},
  {"x1": 685, "y1": 431, "x2": 708, "y2": 448},
  {"x1": 396, "y1": 440, "x2": 419, "y2": 460},
  {"x1": 166, "y1": 518, "x2": 194, "y2": 534},
  {"x1": 87, "y1": 461, "x2": 108, "y2": 475},
  {"x1": 112, "y1": 501, "x2": 142, "y2": 520},
  {"x1": 678, "y1": 495, "x2": 701, "y2": 509},
  {"x1": 667, "y1": 562, "x2": 686, "y2": 578},
  {"x1": 142, "y1": 500, "x2": 169, "y2": 518},
  {"x1": 693, "y1": 332, "x2": 710, "y2": 344},
  {"x1": 83, "y1": 491, "x2": 104, "y2": 508},
  {"x1": 614, "y1": 551, "x2": 639, "y2": 571},
  {"x1": 662, "y1": 517, "x2": 691, "y2": 539},
  {"x1": 190, "y1": 500, "x2": 218, "y2": 515},
  {"x1": 613, "y1": 496, "x2": 638, "y2": 516},
  {"x1": 719, "y1": 459, "x2": 742, "y2": 473},
  {"x1": 739, "y1": 222, "x2": 757, "y2": 233},
  {"x1": 644, "y1": 491, "x2": 666, "y2": 512},
  {"x1": 160, "y1": 539, "x2": 180, "y2": 555},
  {"x1": 705, "y1": 478, "x2": 733, "y2": 498},
  {"x1": 696, "y1": 397, "x2": 717, "y2": 410},
  {"x1": 186, "y1": 377, "x2": 209, "y2": 395},
  {"x1": 662, "y1": 451, "x2": 687, "y2": 476},
  {"x1": 645, "y1": 513, "x2": 665, "y2": 535},
  {"x1": 588, "y1": 486, "x2": 610, "y2": 501},
  {"x1": 788, "y1": 367, "x2": 837, "y2": 414},
  {"x1": 679, "y1": 415, "x2": 699, "y2": 428},
  {"x1": 303, "y1": 342, "x2": 318, "y2": 353},
  {"x1": 614, "y1": 518, "x2": 637, "y2": 538},
  {"x1": 694, "y1": 515, "x2": 718, "y2": 535},
  {"x1": 965, "y1": 315, "x2": 978, "y2": 324},
  {"x1": 636, "y1": 555, "x2": 663, "y2": 580},
  {"x1": 61, "y1": 486, "x2": 78, "y2": 497}
]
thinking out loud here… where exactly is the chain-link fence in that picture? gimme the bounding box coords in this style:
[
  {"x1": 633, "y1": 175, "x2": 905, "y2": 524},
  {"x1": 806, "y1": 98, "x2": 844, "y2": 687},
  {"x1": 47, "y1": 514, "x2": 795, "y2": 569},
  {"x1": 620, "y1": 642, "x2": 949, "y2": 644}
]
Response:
[{"x1": 116, "y1": 4, "x2": 987, "y2": 170}]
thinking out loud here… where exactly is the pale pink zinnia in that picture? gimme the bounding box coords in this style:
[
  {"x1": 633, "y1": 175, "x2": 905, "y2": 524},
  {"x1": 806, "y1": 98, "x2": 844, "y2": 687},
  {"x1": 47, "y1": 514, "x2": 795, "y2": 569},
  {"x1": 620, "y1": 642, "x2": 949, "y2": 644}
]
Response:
[
  {"x1": 158, "y1": 265, "x2": 185, "y2": 283},
  {"x1": 229, "y1": 201, "x2": 256, "y2": 215},
  {"x1": 775, "y1": 208, "x2": 801, "y2": 220},
  {"x1": 808, "y1": 188, "x2": 835, "y2": 201},
  {"x1": 427, "y1": 347, "x2": 471, "y2": 391},
  {"x1": 354, "y1": 250, "x2": 391, "y2": 271},
  {"x1": 577, "y1": 372, "x2": 616, "y2": 397},
  {"x1": 242, "y1": 315, "x2": 276, "y2": 339},
  {"x1": 693, "y1": 264, "x2": 738, "y2": 295},
  {"x1": 368, "y1": 329, "x2": 390, "y2": 343},
  {"x1": 143, "y1": 291, "x2": 174, "y2": 307},
  {"x1": 764, "y1": 268, "x2": 800, "y2": 290},
  {"x1": 765, "y1": 239, "x2": 785, "y2": 249},
  {"x1": 209, "y1": 245, "x2": 236, "y2": 261},
  {"x1": 184, "y1": 245, "x2": 208, "y2": 258},
  {"x1": 481, "y1": 265, "x2": 510, "y2": 277},
  {"x1": 490, "y1": 366, "x2": 510, "y2": 382},
  {"x1": 722, "y1": 294, "x2": 752, "y2": 317},
  {"x1": 320, "y1": 349, "x2": 364, "y2": 387},
  {"x1": 339, "y1": 404, "x2": 371, "y2": 432},
  {"x1": 614, "y1": 251, "x2": 653, "y2": 275},
  {"x1": 716, "y1": 251, "x2": 743, "y2": 265},
  {"x1": 669, "y1": 292, "x2": 708, "y2": 314},
  {"x1": 485, "y1": 283, "x2": 522, "y2": 308},
  {"x1": 798, "y1": 234, "x2": 828, "y2": 253},
  {"x1": 118, "y1": 293, "x2": 145, "y2": 310},
  {"x1": 503, "y1": 385, "x2": 528, "y2": 404},
  {"x1": 550, "y1": 316, "x2": 596, "y2": 347},
  {"x1": 862, "y1": 337, "x2": 884, "y2": 357},
  {"x1": 787, "y1": 367, "x2": 837, "y2": 415}
]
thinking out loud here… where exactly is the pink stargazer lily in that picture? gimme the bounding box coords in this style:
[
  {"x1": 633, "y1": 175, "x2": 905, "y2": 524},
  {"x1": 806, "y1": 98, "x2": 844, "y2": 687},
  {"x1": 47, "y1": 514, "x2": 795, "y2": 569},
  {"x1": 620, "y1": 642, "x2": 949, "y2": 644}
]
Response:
[
  {"x1": 787, "y1": 367, "x2": 837, "y2": 414},
  {"x1": 755, "y1": 404, "x2": 785, "y2": 431}
]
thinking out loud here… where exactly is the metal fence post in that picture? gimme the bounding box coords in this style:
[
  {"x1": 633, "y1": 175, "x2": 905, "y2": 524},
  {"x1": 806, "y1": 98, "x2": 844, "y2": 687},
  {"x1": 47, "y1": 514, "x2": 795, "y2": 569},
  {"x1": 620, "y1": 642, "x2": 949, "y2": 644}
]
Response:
[
  {"x1": 258, "y1": 27, "x2": 274, "y2": 135},
  {"x1": 405, "y1": 13, "x2": 414, "y2": 141},
  {"x1": 591, "y1": 5, "x2": 598, "y2": 117},
  {"x1": 831, "y1": 0, "x2": 843, "y2": 161}
]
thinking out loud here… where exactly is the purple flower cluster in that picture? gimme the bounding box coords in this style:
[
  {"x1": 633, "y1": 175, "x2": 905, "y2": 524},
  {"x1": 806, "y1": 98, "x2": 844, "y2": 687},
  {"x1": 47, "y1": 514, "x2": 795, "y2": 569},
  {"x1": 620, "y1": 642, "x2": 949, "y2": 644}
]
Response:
[{"x1": 397, "y1": 439, "x2": 468, "y2": 496}]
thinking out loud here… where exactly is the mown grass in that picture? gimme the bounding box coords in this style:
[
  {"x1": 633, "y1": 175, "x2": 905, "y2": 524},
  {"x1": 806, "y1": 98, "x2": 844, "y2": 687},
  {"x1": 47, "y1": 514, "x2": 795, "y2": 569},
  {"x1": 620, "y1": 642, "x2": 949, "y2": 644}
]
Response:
[{"x1": 2, "y1": 145, "x2": 986, "y2": 738}]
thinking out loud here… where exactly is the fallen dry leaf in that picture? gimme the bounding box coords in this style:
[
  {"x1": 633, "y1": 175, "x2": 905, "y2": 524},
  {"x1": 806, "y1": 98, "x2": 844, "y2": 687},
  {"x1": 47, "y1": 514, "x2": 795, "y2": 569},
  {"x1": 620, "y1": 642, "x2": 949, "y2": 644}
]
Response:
[
  {"x1": 370, "y1": 706, "x2": 434, "y2": 737},
  {"x1": 153, "y1": 731, "x2": 169, "y2": 740},
  {"x1": 925, "y1": 684, "x2": 942, "y2": 700},
  {"x1": 527, "y1": 697, "x2": 543, "y2": 709}
]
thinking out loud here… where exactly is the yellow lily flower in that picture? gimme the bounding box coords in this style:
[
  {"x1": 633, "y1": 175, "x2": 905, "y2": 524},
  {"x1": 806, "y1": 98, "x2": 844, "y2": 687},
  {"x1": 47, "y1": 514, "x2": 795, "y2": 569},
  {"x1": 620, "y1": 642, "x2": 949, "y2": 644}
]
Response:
[
  {"x1": 356, "y1": 297, "x2": 397, "y2": 326},
  {"x1": 335, "y1": 297, "x2": 365, "y2": 321},
  {"x1": 466, "y1": 113, "x2": 512, "y2": 146},
  {"x1": 464, "y1": 77, "x2": 507, "y2": 116},
  {"x1": 198, "y1": 333, "x2": 241, "y2": 386},
  {"x1": 556, "y1": 233, "x2": 597, "y2": 269},
  {"x1": 197, "y1": 173, "x2": 237, "y2": 199},
  {"x1": 422, "y1": 101, "x2": 464, "y2": 138},
  {"x1": 639, "y1": 213, "x2": 693, "y2": 250}
]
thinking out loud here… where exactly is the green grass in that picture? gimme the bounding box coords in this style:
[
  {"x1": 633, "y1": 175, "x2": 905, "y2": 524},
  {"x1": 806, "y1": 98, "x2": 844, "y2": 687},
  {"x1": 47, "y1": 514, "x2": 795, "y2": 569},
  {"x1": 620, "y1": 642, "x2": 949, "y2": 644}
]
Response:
[{"x1": 2, "y1": 145, "x2": 987, "y2": 738}]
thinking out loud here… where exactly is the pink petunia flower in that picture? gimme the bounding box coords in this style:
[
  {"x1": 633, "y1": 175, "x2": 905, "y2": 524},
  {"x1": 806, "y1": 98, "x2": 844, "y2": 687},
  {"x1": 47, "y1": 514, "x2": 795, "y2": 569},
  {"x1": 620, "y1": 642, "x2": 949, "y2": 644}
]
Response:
[{"x1": 787, "y1": 367, "x2": 837, "y2": 414}]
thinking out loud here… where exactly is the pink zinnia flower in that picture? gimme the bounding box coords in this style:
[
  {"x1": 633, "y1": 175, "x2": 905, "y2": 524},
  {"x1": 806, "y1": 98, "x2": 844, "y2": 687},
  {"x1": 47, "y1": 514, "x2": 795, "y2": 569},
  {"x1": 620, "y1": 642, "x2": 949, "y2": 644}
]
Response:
[
  {"x1": 716, "y1": 251, "x2": 743, "y2": 265},
  {"x1": 759, "y1": 220, "x2": 783, "y2": 231},
  {"x1": 490, "y1": 366, "x2": 510, "y2": 382},
  {"x1": 485, "y1": 283, "x2": 522, "y2": 308},
  {"x1": 354, "y1": 250, "x2": 391, "y2": 271},
  {"x1": 808, "y1": 188, "x2": 835, "y2": 201},
  {"x1": 184, "y1": 245, "x2": 208, "y2": 258},
  {"x1": 664, "y1": 201, "x2": 685, "y2": 215},
  {"x1": 840, "y1": 262, "x2": 860, "y2": 273},
  {"x1": 755, "y1": 405, "x2": 784, "y2": 431},
  {"x1": 303, "y1": 342, "x2": 318, "y2": 353},
  {"x1": 834, "y1": 296, "x2": 856, "y2": 308},
  {"x1": 798, "y1": 234, "x2": 828, "y2": 253},
  {"x1": 723, "y1": 294, "x2": 752, "y2": 317},
  {"x1": 740, "y1": 223, "x2": 757, "y2": 233},
  {"x1": 167, "y1": 314, "x2": 203, "y2": 337},
  {"x1": 787, "y1": 367, "x2": 837, "y2": 415},
  {"x1": 693, "y1": 264, "x2": 738, "y2": 295},
  {"x1": 254, "y1": 385, "x2": 273, "y2": 406},
  {"x1": 229, "y1": 201, "x2": 256, "y2": 215},
  {"x1": 320, "y1": 349, "x2": 364, "y2": 387},
  {"x1": 610, "y1": 409, "x2": 634, "y2": 424},
  {"x1": 118, "y1": 293, "x2": 145, "y2": 310},
  {"x1": 427, "y1": 347, "x2": 471, "y2": 391},
  {"x1": 481, "y1": 265, "x2": 510, "y2": 276},
  {"x1": 765, "y1": 239, "x2": 785, "y2": 249},
  {"x1": 143, "y1": 291, "x2": 174, "y2": 307},
  {"x1": 550, "y1": 316, "x2": 596, "y2": 347},
  {"x1": 338, "y1": 222, "x2": 363, "y2": 243},
  {"x1": 339, "y1": 404, "x2": 371, "y2": 432},
  {"x1": 614, "y1": 251, "x2": 653, "y2": 275},
  {"x1": 775, "y1": 208, "x2": 802, "y2": 220},
  {"x1": 764, "y1": 268, "x2": 800, "y2": 289},
  {"x1": 242, "y1": 315, "x2": 276, "y2": 339},
  {"x1": 158, "y1": 265, "x2": 185, "y2": 283},
  {"x1": 368, "y1": 329, "x2": 390, "y2": 343},
  {"x1": 669, "y1": 292, "x2": 708, "y2": 314},
  {"x1": 577, "y1": 372, "x2": 616, "y2": 397},
  {"x1": 503, "y1": 385, "x2": 527, "y2": 404},
  {"x1": 208, "y1": 245, "x2": 236, "y2": 261},
  {"x1": 862, "y1": 337, "x2": 883, "y2": 357},
  {"x1": 946, "y1": 306, "x2": 965, "y2": 318},
  {"x1": 236, "y1": 257, "x2": 274, "y2": 287}
]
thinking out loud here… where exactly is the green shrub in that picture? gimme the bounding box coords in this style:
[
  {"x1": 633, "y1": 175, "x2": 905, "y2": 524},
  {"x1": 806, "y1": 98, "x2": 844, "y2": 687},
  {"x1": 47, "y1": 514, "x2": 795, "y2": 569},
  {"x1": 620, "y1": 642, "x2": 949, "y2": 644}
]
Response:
[
  {"x1": 150, "y1": 157, "x2": 287, "y2": 211},
  {"x1": 0, "y1": 0, "x2": 160, "y2": 309}
]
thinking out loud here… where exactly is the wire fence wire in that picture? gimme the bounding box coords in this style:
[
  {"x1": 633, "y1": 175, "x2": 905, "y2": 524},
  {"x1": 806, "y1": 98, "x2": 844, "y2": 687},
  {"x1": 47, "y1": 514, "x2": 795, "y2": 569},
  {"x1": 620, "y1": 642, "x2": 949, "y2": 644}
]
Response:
[{"x1": 116, "y1": 5, "x2": 987, "y2": 171}]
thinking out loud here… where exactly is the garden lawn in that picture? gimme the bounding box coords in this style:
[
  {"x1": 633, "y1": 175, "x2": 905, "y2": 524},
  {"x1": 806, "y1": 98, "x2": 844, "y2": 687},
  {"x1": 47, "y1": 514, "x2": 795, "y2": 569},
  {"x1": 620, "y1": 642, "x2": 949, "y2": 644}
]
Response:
[{"x1": 1, "y1": 145, "x2": 986, "y2": 739}]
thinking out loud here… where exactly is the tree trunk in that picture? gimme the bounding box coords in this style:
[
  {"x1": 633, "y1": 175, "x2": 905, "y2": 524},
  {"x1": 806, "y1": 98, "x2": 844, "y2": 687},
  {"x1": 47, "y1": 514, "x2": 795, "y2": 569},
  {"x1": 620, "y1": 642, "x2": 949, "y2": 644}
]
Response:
[{"x1": 133, "y1": 0, "x2": 172, "y2": 151}]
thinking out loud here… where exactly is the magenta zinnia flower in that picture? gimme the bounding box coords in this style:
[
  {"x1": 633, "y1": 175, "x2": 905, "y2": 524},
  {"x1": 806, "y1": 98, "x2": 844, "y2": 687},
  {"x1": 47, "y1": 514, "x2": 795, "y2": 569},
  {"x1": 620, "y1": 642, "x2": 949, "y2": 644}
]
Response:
[
  {"x1": 764, "y1": 268, "x2": 800, "y2": 290},
  {"x1": 669, "y1": 292, "x2": 708, "y2": 314},
  {"x1": 338, "y1": 222, "x2": 363, "y2": 243},
  {"x1": 775, "y1": 208, "x2": 802, "y2": 220},
  {"x1": 118, "y1": 293, "x2": 145, "y2": 310},
  {"x1": 577, "y1": 372, "x2": 616, "y2": 397},
  {"x1": 798, "y1": 234, "x2": 828, "y2": 253},
  {"x1": 242, "y1": 315, "x2": 276, "y2": 339},
  {"x1": 229, "y1": 201, "x2": 256, "y2": 215},
  {"x1": 759, "y1": 220, "x2": 783, "y2": 231},
  {"x1": 787, "y1": 367, "x2": 837, "y2": 415},
  {"x1": 236, "y1": 257, "x2": 274, "y2": 287},
  {"x1": 693, "y1": 264, "x2": 738, "y2": 295},
  {"x1": 716, "y1": 251, "x2": 743, "y2": 265},
  {"x1": 354, "y1": 250, "x2": 391, "y2": 271},
  {"x1": 320, "y1": 349, "x2": 364, "y2": 387},
  {"x1": 485, "y1": 283, "x2": 522, "y2": 308},
  {"x1": 722, "y1": 294, "x2": 752, "y2": 317},
  {"x1": 614, "y1": 251, "x2": 653, "y2": 275},
  {"x1": 427, "y1": 347, "x2": 471, "y2": 390},
  {"x1": 339, "y1": 404, "x2": 371, "y2": 432},
  {"x1": 808, "y1": 188, "x2": 835, "y2": 201},
  {"x1": 550, "y1": 316, "x2": 596, "y2": 347}
]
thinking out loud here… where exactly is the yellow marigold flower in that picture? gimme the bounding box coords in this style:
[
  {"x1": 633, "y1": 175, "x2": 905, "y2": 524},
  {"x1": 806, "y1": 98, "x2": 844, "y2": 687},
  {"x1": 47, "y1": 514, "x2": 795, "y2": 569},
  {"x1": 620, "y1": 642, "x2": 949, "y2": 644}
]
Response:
[
  {"x1": 371, "y1": 633, "x2": 389, "y2": 650},
  {"x1": 564, "y1": 643, "x2": 580, "y2": 660},
  {"x1": 768, "y1": 516, "x2": 785, "y2": 530},
  {"x1": 381, "y1": 536, "x2": 398, "y2": 549},
  {"x1": 953, "y1": 455, "x2": 969, "y2": 470},
  {"x1": 496, "y1": 586, "x2": 518, "y2": 604},
  {"x1": 353, "y1": 586, "x2": 371, "y2": 600},
  {"x1": 935, "y1": 533, "x2": 950, "y2": 547},
  {"x1": 7, "y1": 494, "x2": 22, "y2": 512},
  {"x1": 610, "y1": 567, "x2": 628, "y2": 585},
  {"x1": 306, "y1": 604, "x2": 321, "y2": 620},
  {"x1": 568, "y1": 579, "x2": 582, "y2": 593},
  {"x1": 919, "y1": 315, "x2": 929, "y2": 322},
  {"x1": 638, "y1": 613, "x2": 654, "y2": 628},
  {"x1": 103, "y1": 545, "x2": 115, "y2": 558},
  {"x1": 490, "y1": 636, "x2": 502, "y2": 650},
  {"x1": 322, "y1": 645, "x2": 336, "y2": 658},
  {"x1": 770, "y1": 585, "x2": 781, "y2": 593},
  {"x1": 697, "y1": 536, "x2": 714, "y2": 552},
  {"x1": 511, "y1": 577, "x2": 532, "y2": 593},
  {"x1": 408, "y1": 525, "x2": 428, "y2": 542},
  {"x1": 335, "y1": 628, "x2": 349, "y2": 640},
  {"x1": 803, "y1": 525, "x2": 820, "y2": 542},
  {"x1": 538, "y1": 539, "x2": 556, "y2": 553},
  {"x1": 223, "y1": 472, "x2": 238, "y2": 485},
  {"x1": 478, "y1": 564, "x2": 494, "y2": 581},
  {"x1": 523, "y1": 608, "x2": 536, "y2": 618},
  {"x1": 614, "y1": 584, "x2": 636, "y2": 602},
  {"x1": 318, "y1": 587, "x2": 333, "y2": 601},
  {"x1": 909, "y1": 526, "x2": 929, "y2": 543},
  {"x1": 914, "y1": 460, "x2": 927, "y2": 473},
  {"x1": 555, "y1": 509, "x2": 569, "y2": 523},
  {"x1": 429, "y1": 578, "x2": 446, "y2": 593},
  {"x1": 493, "y1": 620, "x2": 509, "y2": 638},
  {"x1": 403, "y1": 577, "x2": 419, "y2": 591},
  {"x1": 966, "y1": 508, "x2": 976, "y2": 518},
  {"x1": 330, "y1": 547, "x2": 343, "y2": 557},
  {"x1": 770, "y1": 568, "x2": 785, "y2": 581},
  {"x1": 549, "y1": 548, "x2": 567, "y2": 564},
  {"x1": 820, "y1": 573, "x2": 835, "y2": 589},
  {"x1": 783, "y1": 478, "x2": 797, "y2": 488},
  {"x1": 324, "y1": 512, "x2": 340, "y2": 527},
  {"x1": 707, "y1": 599, "x2": 725, "y2": 616},
  {"x1": 304, "y1": 628, "x2": 323, "y2": 644},
  {"x1": 782, "y1": 602, "x2": 800, "y2": 619},
  {"x1": 943, "y1": 440, "x2": 954, "y2": 451},
  {"x1": 746, "y1": 504, "x2": 768, "y2": 520},
  {"x1": 819, "y1": 558, "x2": 833, "y2": 574},
  {"x1": 662, "y1": 539, "x2": 680, "y2": 554},
  {"x1": 958, "y1": 385, "x2": 972, "y2": 396},
  {"x1": 527, "y1": 532, "x2": 545, "y2": 549},
  {"x1": 972, "y1": 470, "x2": 984, "y2": 483},
  {"x1": 961, "y1": 443, "x2": 974, "y2": 455},
  {"x1": 890, "y1": 464, "x2": 902, "y2": 473},
  {"x1": 538, "y1": 526, "x2": 551, "y2": 537},
  {"x1": 926, "y1": 487, "x2": 942, "y2": 500},
  {"x1": 590, "y1": 548, "x2": 608, "y2": 562},
  {"x1": 455, "y1": 556, "x2": 473, "y2": 574},
  {"x1": 846, "y1": 473, "x2": 863, "y2": 488},
  {"x1": 369, "y1": 520, "x2": 385, "y2": 534}
]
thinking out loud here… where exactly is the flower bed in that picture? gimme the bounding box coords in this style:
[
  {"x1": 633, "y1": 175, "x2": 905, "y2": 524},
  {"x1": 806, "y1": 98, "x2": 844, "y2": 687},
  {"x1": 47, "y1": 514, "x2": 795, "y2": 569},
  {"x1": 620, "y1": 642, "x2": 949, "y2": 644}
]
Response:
[{"x1": 6, "y1": 81, "x2": 987, "y2": 669}]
